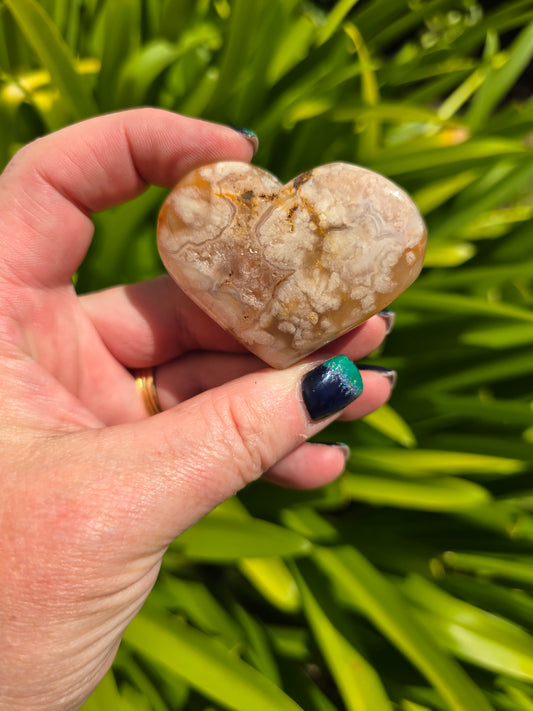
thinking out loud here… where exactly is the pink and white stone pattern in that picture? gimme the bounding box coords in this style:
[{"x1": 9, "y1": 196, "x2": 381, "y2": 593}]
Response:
[{"x1": 157, "y1": 161, "x2": 427, "y2": 368}]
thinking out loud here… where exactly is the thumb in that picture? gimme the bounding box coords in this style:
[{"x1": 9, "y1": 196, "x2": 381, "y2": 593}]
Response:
[{"x1": 85, "y1": 355, "x2": 362, "y2": 550}]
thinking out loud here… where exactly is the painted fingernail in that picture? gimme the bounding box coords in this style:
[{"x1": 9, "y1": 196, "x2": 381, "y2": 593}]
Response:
[
  {"x1": 301, "y1": 355, "x2": 363, "y2": 421},
  {"x1": 231, "y1": 127, "x2": 259, "y2": 154},
  {"x1": 320, "y1": 442, "x2": 351, "y2": 461},
  {"x1": 358, "y1": 364, "x2": 397, "y2": 390},
  {"x1": 379, "y1": 309, "x2": 396, "y2": 334}
]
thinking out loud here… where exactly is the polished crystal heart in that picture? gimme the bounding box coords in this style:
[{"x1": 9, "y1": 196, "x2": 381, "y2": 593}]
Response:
[{"x1": 157, "y1": 162, "x2": 426, "y2": 368}]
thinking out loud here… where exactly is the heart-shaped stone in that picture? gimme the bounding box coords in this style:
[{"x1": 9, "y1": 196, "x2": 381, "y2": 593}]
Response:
[{"x1": 157, "y1": 162, "x2": 426, "y2": 368}]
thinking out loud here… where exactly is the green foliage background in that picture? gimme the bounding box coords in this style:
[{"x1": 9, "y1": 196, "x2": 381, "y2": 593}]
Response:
[{"x1": 1, "y1": 0, "x2": 533, "y2": 709}]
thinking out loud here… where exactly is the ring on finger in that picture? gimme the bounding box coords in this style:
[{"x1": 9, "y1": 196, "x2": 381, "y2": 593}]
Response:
[{"x1": 134, "y1": 366, "x2": 162, "y2": 416}]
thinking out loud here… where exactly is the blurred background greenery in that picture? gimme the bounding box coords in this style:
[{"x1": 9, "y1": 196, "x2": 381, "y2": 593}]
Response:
[{"x1": 1, "y1": 0, "x2": 533, "y2": 709}]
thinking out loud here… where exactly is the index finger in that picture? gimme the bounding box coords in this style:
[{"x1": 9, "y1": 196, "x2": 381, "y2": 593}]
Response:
[{"x1": 0, "y1": 108, "x2": 255, "y2": 286}]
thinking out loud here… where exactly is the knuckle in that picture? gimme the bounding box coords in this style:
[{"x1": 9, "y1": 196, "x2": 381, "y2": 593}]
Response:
[{"x1": 208, "y1": 389, "x2": 273, "y2": 487}]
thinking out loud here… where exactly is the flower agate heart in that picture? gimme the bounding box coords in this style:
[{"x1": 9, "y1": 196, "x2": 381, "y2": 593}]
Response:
[{"x1": 157, "y1": 162, "x2": 426, "y2": 368}]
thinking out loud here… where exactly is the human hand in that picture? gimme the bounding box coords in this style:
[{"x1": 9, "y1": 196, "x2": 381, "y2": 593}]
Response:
[{"x1": 0, "y1": 109, "x2": 394, "y2": 710}]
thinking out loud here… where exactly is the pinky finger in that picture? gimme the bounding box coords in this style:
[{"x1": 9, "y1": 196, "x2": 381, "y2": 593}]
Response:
[
  {"x1": 265, "y1": 442, "x2": 350, "y2": 489},
  {"x1": 265, "y1": 365, "x2": 396, "y2": 489}
]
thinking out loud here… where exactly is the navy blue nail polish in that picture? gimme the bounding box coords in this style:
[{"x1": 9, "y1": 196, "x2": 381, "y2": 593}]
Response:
[
  {"x1": 378, "y1": 309, "x2": 396, "y2": 334},
  {"x1": 358, "y1": 364, "x2": 397, "y2": 390},
  {"x1": 302, "y1": 355, "x2": 363, "y2": 421},
  {"x1": 231, "y1": 127, "x2": 259, "y2": 154}
]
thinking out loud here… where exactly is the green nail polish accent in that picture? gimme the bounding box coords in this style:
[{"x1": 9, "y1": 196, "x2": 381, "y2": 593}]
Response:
[
  {"x1": 231, "y1": 127, "x2": 259, "y2": 154},
  {"x1": 327, "y1": 355, "x2": 362, "y2": 383},
  {"x1": 302, "y1": 355, "x2": 363, "y2": 421}
]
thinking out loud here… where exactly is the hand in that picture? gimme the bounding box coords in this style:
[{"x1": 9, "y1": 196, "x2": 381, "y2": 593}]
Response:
[{"x1": 0, "y1": 109, "x2": 393, "y2": 710}]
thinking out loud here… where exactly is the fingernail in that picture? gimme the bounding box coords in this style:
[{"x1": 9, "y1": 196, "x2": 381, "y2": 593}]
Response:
[
  {"x1": 358, "y1": 364, "x2": 397, "y2": 390},
  {"x1": 379, "y1": 309, "x2": 396, "y2": 334},
  {"x1": 301, "y1": 355, "x2": 363, "y2": 421},
  {"x1": 320, "y1": 442, "x2": 351, "y2": 461},
  {"x1": 231, "y1": 127, "x2": 259, "y2": 155}
]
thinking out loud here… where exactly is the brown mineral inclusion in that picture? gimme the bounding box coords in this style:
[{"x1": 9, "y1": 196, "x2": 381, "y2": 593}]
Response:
[{"x1": 157, "y1": 162, "x2": 427, "y2": 368}]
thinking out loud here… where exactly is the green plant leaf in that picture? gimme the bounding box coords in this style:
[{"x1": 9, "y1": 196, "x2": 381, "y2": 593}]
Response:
[
  {"x1": 96, "y1": 0, "x2": 141, "y2": 110},
  {"x1": 172, "y1": 514, "x2": 311, "y2": 561},
  {"x1": 80, "y1": 670, "x2": 133, "y2": 711},
  {"x1": 423, "y1": 242, "x2": 476, "y2": 268},
  {"x1": 402, "y1": 575, "x2": 533, "y2": 682},
  {"x1": 368, "y1": 138, "x2": 526, "y2": 177},
  {"x1": 442, "y1": 552, "x2": 533, "y2": 587},
  {"x1": 233, "y1": 604, "x2": 281, "y2": 684},
  {"x1": 425, "y1": 393, "x2": 533, "y2": 428},
  {"x1": 266, "y1": 625, "x2": 310, "y2": 662},
  {"x1": 154, "y1": 575, "x2": 243, "y2": 649},
  {"x1": 266, "y1": 13, "x2": 316, "y2": 85},
  {"x1": 362, "y1": 404, "x2": 417, "y2": 448},
  {"x1": 313, "y1": 546, "x2": 494, "y2": 711},
  {"x1": 113, "y1": 647, "x2": 170, "y2": 711},
  {"x1": 412, "y1": 171, "x2": 478, "y2": 214},
  {"x1": 238, "y1": 557, "x2": 301, "y2": 613},
  {"x1": 315, "y1": 0, "x2": 361, "y2": 47},
  {"x1": 295, "y1": 559, "x2": 394, "y2": 711},
  {"x1": 341, "y1": 473, "x2": 491, "y2": 511},
  {"x1": 441, "y1": 574, "x2": 533, "y2": 633},
  {"x1": 414, "y1": 350, "x2": 533, "y2": 394},
  {"x1": 428, "y1": 156, "x2": 533, "y2": 243},
  {"x1": 116, "y1": 39, "x2": 181, "y2": 107},
  {"x1": 124, "y1": 611, "x2": 305, "y2": 711},
  {"x1": 349, "y1": 448, "x2": 526, "y2": 478},
  {"x1": 467, "y1": 22, "x2": 533, "y2": 131},
  {"x1": 398, "y1": 290, "x2": 533, "y2": 323},
  {"x1": 3, "y1": 0, "x2": 96, "y2": 119},
  {"x1": 422, "y1": 262, "x2": 533, "y2": 289},
  {"x1": 280, "y1": 507, "x2": 339, "y2": 544},
  {"x1": 460, "y1": 324, "x2": 533, "y2": 349}
]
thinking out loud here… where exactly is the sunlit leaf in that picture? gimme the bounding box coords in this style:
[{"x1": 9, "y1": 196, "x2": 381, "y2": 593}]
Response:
[
  {"x1": 467, "y1": 22, "x2": 533, "y2": 130},
  {"x1": 96, "y1": 0, "x2": 141, "y2": 110},
  {"x1": 316, "y1": 0, "x2": 361, "y2": 46},
  {"x1": 349, "y1": 448, "x2": 526, "y2": 478},
  {"x1": 3, "y1": 0, "x2": 96, "y2": 119},
  {"x1": 442, "y1": 552, "x2": 533, "y2": 587},
  {"x1": 125, "y1": 612, "x2": 304, "y2": 711},
  {"x1": 233, "y1": 604, "x2": 281, "y2": 684},
  {"x1": 80, "y1": 670, "x2": 132, "y2": 711},
  {"x1": 313, "y1": 546, "x2": 494, "y2": 711},
  {"x1": 362, "y1": 404, "x2": 417, "y2": 448},
  {"x1": 398, "y1": 289, "x2": 533, "y2": 323},
  {"x1": 295, "y1": 559, "x2": 394, "y2": 711},
  {"x1": 424, "y1": 242, "x2": 476, "y2": 268},
  {"x1": 401, "y1": 575, "x2": 533, "y2": 681},
  {"x1": 238, "y1": 557, "x2": 301, "y2": 613},
  {"x1": 172, "y1": 515, "x2": 311, "y2": 561},
  {"x1": 154, "y1": 575, "x2": 243, "y2": 649},
  {"x1": 342, "y1": 473, "x2": 491, "y2": 511}
]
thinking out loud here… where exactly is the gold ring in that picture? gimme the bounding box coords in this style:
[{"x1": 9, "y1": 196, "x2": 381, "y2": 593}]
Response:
[{"x1": 134, "y1": 367, "x2": 162, "y2": 416}]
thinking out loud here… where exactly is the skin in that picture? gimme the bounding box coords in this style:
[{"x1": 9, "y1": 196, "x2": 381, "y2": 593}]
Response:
[{"x1": 0, "y1": 109, "x2": 393, "y2": 710}]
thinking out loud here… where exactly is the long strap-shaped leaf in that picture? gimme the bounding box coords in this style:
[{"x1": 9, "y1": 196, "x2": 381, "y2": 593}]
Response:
[
  {"x1": 3, "y1": 0, "x2": 97, "y2": 120},
  {"x1": 79, "y1": 670, "x2": 133, "y2": 711},
  {"x1": 401, "y1": 575, "x2": 533, "y2": 682},
  {"x1": 294, "y1": 559, "x2": 394, "y2": 711},
  {"x1": 124, "y1": 611, "x2": 304, "y2": 711},
  {"x1": 467, "y1": 22, "x2": 533, "y2": 131},
  {"x1": 313, "y1": 546, "x2": 494, "y2": 711}
]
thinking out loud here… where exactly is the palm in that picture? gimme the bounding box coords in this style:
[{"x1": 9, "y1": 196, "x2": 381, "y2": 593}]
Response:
[{"x1": 0, "y1": 111, "x2": 255, "y2": 431}]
